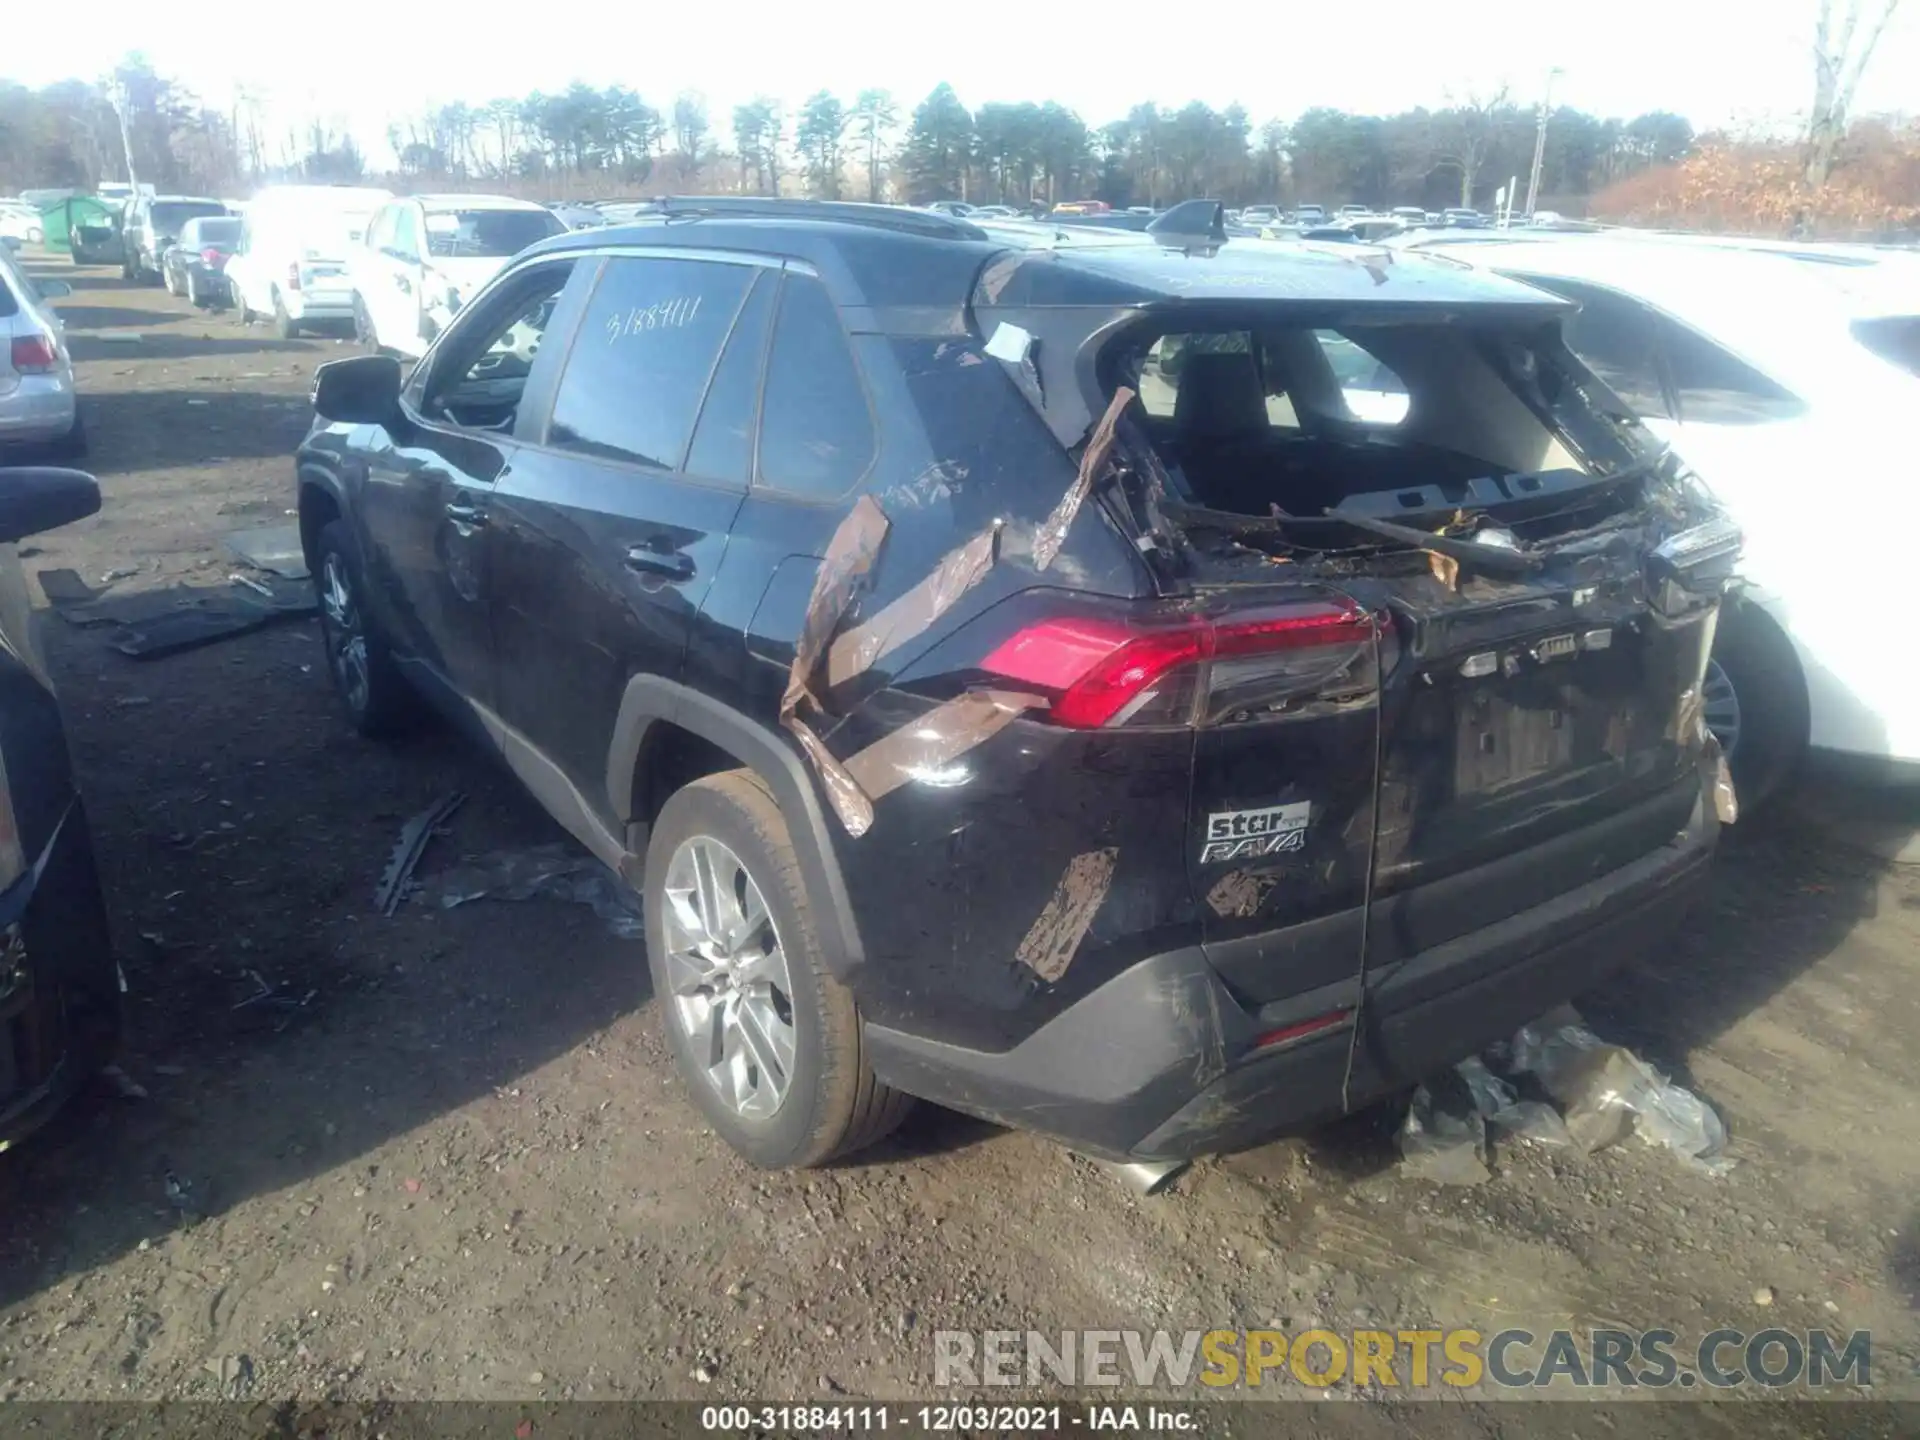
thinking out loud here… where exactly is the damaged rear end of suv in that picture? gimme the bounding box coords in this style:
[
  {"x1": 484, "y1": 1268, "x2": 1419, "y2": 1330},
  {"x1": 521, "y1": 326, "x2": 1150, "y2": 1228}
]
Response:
[{"x1": 853, "y1": 232, "x2": 1738, "y2": 1164}]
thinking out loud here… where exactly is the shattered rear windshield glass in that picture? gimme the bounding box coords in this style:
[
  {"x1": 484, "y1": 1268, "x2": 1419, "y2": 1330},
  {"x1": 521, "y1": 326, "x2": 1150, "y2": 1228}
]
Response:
[{"x1": 425, "y1": 209, "x2": 565, "y2": 259}]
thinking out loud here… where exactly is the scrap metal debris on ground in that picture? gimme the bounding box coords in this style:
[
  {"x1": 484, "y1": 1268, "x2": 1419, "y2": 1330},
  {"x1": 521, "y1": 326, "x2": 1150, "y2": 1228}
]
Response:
[
  {"x1": 1398, "y1": 1007, "x2": 1731, "y2": 1184},
  {"x1": 409, "y1": 842, "x2": 644, "y2": 940},
  {"x1": 35, "y1": 567, "x2": 316, "y2": 657},
  {"x1": 373, "y1": 793, "x2": 466, "y2": 916},
  {"x1": 223, "y1": 522, "x2": 310, "y2": 580}
]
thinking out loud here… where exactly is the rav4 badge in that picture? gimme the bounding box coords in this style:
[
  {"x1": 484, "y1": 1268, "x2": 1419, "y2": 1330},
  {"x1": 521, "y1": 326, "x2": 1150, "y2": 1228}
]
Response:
[{"x1": 1200, "y1": 803, "x2": 1311, "y2": 864}]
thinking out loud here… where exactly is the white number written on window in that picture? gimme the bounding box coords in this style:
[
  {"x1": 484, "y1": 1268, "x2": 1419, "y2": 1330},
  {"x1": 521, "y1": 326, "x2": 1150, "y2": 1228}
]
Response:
[{"x1": 604, "y1": 295, "x2": 703, "y2": 341}]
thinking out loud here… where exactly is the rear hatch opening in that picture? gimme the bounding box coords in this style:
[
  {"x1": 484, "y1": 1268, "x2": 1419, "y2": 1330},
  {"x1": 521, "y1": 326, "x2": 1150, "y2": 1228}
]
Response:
[{"x1": 970, "y1": 292, "x2": 1737, "y2": 1025}]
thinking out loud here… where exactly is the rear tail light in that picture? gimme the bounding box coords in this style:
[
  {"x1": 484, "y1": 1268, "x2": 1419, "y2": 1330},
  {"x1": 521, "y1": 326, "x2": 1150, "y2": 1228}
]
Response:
[
  {"x1": 286, "y1": 263, "x2": 302, "y2": 291},
  {"x1": 202, "y1": 248, "x2": 223, "y2": 265},
  {"x1": 982, "y1": 600, "x2": 1386, "y2": 729},
  {"x1": 10, "y1": 333, "x2": 58, "y2": 373},
  {"x1": 1252, "y1": 1009, "x2": 1353, "y2": 1052}
]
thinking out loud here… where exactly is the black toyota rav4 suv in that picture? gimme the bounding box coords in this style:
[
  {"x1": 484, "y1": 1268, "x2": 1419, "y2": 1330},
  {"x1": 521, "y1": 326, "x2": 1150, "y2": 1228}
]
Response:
[{"x1": 296, "y1": 200, "x2": 1738, "y2": 1170}]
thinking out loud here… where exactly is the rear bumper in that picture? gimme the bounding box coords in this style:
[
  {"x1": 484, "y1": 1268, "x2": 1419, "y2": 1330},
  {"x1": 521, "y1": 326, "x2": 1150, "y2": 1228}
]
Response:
[
  {"x1": 1, "y1": 798, "x2": 121, "y2": 1151},
  {"x1": 0, "y1": 380, "x2": 77, "y2": 444},
  {"x1": 866, "y1": 778, "x2": 1717, "y2": 1162},
  {"x1": 286, "y1": 289, "x2": 354, "y2": 322}
]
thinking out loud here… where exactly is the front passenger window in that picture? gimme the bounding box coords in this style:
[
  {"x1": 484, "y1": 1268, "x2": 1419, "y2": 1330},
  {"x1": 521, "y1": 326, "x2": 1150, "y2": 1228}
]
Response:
[{"x1": 417, "y1": 261, "x2": 577, "y2": 432}]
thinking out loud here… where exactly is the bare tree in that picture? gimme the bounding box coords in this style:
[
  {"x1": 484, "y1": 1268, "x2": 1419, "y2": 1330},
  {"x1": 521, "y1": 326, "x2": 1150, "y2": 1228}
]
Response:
[
  {"x1": 1426, "y1": 87, "x2": 1514, "y2": 207},
  {"x1": 1806, "y1": 0, "x2": 1905, "y2": 186}
]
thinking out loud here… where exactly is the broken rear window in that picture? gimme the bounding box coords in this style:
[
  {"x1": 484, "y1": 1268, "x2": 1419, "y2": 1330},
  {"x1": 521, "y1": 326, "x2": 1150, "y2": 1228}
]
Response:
[{"x1": 1094, "y1": 311, "x2": 1678, "y2": 579}]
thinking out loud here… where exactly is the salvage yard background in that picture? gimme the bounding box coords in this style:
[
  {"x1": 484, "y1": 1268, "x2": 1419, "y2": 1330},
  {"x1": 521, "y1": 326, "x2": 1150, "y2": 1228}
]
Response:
[{"x1": 2, "y1": 263, "x2": 1918, "y2": 1418}]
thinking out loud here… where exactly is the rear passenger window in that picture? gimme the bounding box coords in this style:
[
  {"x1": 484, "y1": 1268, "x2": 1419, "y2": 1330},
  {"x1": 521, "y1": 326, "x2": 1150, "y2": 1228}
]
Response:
[
  {"x1": 684, "y1": 269, "x2": 776, "y2": 485},
  {"x1": 1517, "y1": 277, "x2": 1673, "y2": 419},
  {"x1": 1313, "y1": 330, "x2": 1409, "y2": 426},
  {"x1": 548, "y1": 257, "x2": 753, "y2": 471},
  {"x1": 1663, "y1": 323, "x2": 1805, "y2": 424},
  {"x1": 756, "y1": 275, "x2": 875, "y2": 497}
]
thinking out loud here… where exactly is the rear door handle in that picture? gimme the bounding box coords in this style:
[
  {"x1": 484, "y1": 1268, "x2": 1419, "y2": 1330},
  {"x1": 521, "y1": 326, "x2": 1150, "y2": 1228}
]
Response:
[{"x1": 624, "y1": 541, "x2": 694, "y2": 580}]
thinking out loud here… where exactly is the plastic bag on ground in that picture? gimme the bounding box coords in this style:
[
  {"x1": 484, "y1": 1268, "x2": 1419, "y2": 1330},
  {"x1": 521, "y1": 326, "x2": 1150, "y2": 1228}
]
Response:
[
  {"x1": 415, "y1": 842, "x2": 644, "y2": 940},
  {"x1": 1397, "y1": 1081, "x2": 1491, "y2": 1186},
  {"x1": 1455, "y1": 1055, "x2": 1572, "y2": 1147},
  {"x1": 1506, "y1": 1015, "x2": 1732, "y2": 1173}
]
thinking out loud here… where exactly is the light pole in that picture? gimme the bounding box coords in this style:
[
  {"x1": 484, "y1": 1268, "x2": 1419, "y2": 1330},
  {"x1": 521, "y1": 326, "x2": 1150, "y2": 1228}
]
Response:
[
  {"x1": 1523, "y1": 66, "x2": 1564, "y2": 219},
  {"x1": 105, "y1": 72, "x2": 140, "y2": 196}
]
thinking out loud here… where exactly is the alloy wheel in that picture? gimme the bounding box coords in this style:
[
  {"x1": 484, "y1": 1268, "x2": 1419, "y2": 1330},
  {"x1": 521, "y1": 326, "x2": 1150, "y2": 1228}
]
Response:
[
  {"x1": 1702, "y1": 657, "x2": 1742, "y2": 761},
  {"x1": 661, "y1": 836, "x2": 796, "y2": 1121},
  {"x1": 319, "y1": 552, "x2": 371, "y2": 716}
]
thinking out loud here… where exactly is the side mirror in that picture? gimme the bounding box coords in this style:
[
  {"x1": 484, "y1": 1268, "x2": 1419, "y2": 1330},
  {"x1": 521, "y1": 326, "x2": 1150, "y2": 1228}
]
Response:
[
  {"x1": 312, "y1": 354, "x2": 403, "y2": 426},
  {"x1": 34, "y1": 278, "x2": 72, "y2": 300},
  {"x1": 0, "y1": 467, "x2": 101, "y2": 544}
]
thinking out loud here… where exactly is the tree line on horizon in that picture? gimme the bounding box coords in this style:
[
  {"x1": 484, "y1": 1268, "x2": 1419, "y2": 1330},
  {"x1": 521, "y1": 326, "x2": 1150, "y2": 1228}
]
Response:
[{"x1": 1, "y1": 57, "x2": 1705, "y2": 214}]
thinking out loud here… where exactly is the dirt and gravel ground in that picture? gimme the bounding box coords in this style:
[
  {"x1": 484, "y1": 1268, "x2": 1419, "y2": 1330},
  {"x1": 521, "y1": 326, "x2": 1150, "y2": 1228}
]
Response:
[{"x1": 2, "y1": 261, "x2": 1918, "y2": 1428}]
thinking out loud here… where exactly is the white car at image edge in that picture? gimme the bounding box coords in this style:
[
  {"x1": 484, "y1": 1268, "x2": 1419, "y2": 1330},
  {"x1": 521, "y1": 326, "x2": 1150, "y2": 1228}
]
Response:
[
  {"x1": 0, "y1": 245, "x2": 83, "y2": 457},
  {"x1": 350, "y1": 194, "x2": 567, "y2": 360},
  {"x1": 0, "y1": 202, "x2": 45, "y2": 247},
  {"x1": 1432, "y1": 234, "x2": 1920, "y2": 805}
]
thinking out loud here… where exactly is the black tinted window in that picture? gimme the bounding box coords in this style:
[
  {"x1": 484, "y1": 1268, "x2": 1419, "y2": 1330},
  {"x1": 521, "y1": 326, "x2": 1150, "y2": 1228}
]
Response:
[
  {"x1": 684, "y1": 270, "x2": 776, "y2": 485},
  {"x1": 1516, "y1": 276, "x2": 1672, "y2": 419},
  {"x1": 189, "y1": 217, "x2": 241, "y2": 245},
  {"x1": 757, "y1": 275, "x2": 875, "y2": 497},
  {"x1": 425, "y1": 208, "x2": 564, "y2": 259},
  {"x1": 1663, "y1": 323, "x2": 1804, "y2": 424},
  {"x1": 152, "y1": 202, "x2": 226, "y2": 231},
  {"x1": 547, "y1": 257, "x2": 753, "y2": 470},
  {"x1": 1854, "y1": 316, "x2": 1920, "y2": 378}
]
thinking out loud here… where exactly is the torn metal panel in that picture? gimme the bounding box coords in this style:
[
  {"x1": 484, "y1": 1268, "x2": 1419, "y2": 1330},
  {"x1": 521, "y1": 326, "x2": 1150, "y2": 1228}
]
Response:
[
  {"x1": 782, "y1": 495, "x2": 891, "y2": 720},
  {"x1": 825, "y1": 523, "x2": 1001, "y2": 689},
  {"x1": 787, "y1": 718, "x2": 876, "y2": 838},
  {"x1": 374, "y1": 792, "x2": 466, "y2": 915},
  {"x1": 1031, "y1": 385, "x2": 1135, "y2": 573},
  {"x1": 779, "y1": 495, "x2": 891, "y2": 839},
  {"x1": 843, "y1": 689, "x2": 1043, "y2": 802},
  {"x1": 1016, "y1": 847, "x2": 1119, "y2": 984},
  {"x1": 1704, "y1": 732, "x2": 1739, "y2": 824}
]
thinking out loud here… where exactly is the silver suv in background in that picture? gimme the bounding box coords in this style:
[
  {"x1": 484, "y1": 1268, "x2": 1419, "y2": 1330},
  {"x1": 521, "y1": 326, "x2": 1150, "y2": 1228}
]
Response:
[{"x1": 0, "y1": 244, "x2": 83, "y2": 458}]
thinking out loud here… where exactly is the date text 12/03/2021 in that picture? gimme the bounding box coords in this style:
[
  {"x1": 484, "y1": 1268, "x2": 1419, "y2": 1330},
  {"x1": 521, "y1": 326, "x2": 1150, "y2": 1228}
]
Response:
[{"x1": 699, "y1": 1405, "x2": 1196, "y2": 1432}]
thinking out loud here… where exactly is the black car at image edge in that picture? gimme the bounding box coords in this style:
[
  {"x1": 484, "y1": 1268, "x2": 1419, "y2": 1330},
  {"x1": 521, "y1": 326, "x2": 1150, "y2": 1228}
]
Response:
[
  {"x1": 294, "y1": 198, "x2": 1740, "y2": 1169},
  {"x1": 0, "y1": 468, "x2": 122, "y2": 1149}
]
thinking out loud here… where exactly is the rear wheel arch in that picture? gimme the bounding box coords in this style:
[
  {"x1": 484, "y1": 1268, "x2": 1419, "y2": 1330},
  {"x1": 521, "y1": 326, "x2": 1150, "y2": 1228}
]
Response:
[{"x1": 607, "y1": 676, "x2": 867, "y2": 974}]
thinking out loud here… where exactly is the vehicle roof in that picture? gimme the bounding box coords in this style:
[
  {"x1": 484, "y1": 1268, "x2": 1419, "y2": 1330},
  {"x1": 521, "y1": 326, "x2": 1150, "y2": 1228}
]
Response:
[
  {"x1": 522, "y1": 202, "x2": 1567, "y2": 319},
  {"x1": 411, "y1": 193, "x2": 551, "y2": 213},
  {"x1": 147, "y1": 194, "x2": 224, "y2": 204},
  {"x1": 248, "y1": 185, "x2": 394, "y2": 206}
]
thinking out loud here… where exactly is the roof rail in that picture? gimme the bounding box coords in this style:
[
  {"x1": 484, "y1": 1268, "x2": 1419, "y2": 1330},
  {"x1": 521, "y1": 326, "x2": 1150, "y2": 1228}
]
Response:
[{"x1": 612, "y1": 195, "x2": 987, "y2": 241}]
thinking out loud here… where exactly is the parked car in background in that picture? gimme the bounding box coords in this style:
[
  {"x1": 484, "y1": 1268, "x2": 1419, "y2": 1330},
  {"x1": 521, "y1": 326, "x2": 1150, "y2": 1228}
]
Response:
[
  {"x1": 923, "y1": 201, "x2": 974, "y2": 216},
  {"x1": 0, "y1": 464, "x2": 122, "y2": 1149},
  {"x1": 0, "y1": 202, "x2": 45, "y2": 247},
  {"x1": 122, "y1": 194, "x2": 228, "y2": 283},
  {"x1": 968, "y1": 205, "x2": 1019, "y2": 219},
  {"x1": 1441, "y1": 208, "x2": 1491, "y2": 228},
  {"x1": 349, "y1": 194, "x2": 566, "y2": 360},
  {"x1": 1291, "y1": 204, "x2": 1327, "y2": 224},
  {"x1": 294, "y1": 198, "x2": 1733, "y2": 1174},
  {"x1": 547, "y1": 202, "x2": 606, "y2": 231},
  {"x1": 1437, "y1": 234, "x2": 1920, "y2": 804},
  {"x1": 1240, "y1": 205, "x2": 1281, "y2": 226},
  {"x1": 225, "y1": 185, "x2": 393, "y2": 338},
  {"x1": 162, "y1": 215, "x2": 241, "y2": 307},
  {"x1": 1389, "y1": 206, "x2": 1429, "y2": 225},
  {"x1": 0, "y1": 246, "x2": 82, "y2": 458},
  {"x1": 1337, "y1": 204, "x2": 1371, "y2": 219}
]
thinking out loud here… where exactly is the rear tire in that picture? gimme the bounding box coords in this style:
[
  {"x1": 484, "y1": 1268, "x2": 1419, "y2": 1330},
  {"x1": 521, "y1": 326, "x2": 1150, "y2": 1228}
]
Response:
[
  {"x1": 1707, "y1": 600, "x2": 1808, "y2": 814},
  {"x1": 185, "y1": 271, "x2": 202, "y2": 307},
  {"x1": 352, "y1": 292, "x2": 381, "y2": 351},
  {"x1": 312, "y1": 519, "x2": 415, "y2": 737},
  {"x1": 645, "y1": 771, "x2": 912, "y2": 1169},
  {"x1": 164, "y1": 264, "x2": 180, "y2": 296},
  {"x1": 234, "y1": 283, "x2": 254, "y2": 325},
  {"x1": 273, "y1": 290, "x2": 302, "y2": 339}
]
